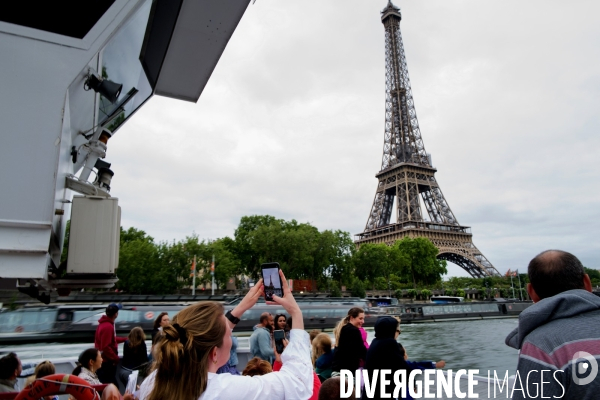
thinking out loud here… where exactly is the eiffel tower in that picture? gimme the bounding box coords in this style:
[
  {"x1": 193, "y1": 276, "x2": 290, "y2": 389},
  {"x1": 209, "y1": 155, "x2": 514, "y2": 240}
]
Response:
[{"x1": 355, "y1": 1, "x2": 500, "y2": 278}]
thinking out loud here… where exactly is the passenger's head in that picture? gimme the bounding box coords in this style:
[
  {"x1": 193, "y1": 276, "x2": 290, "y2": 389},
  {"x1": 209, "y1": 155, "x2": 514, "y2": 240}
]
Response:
[
  {"x1": 34, "y1": 360, "x2": 55, "y2": 378},
  {"x1": 0, "y1": 352, "x2": 21, "y2": 380},
  {"x1": 128, "y1": 326, "x2": 146, "y2": 348},
  {"x1": 242, "y1": 357, "x2": 273, "y2": 377},
  {"x1": 274, "y1": 314, "x2": 287, "y2": 330},
  {"x1": 72, "y1": 348, "x2": 102, "y2": 376},
  {"x1": 154, "y1": 312, "x2": 170, "y2": 330},
  {"x1": 374, "y1": 316, "x2": 399, "y2": 340},
  {"x1": 344, "y1": 307, "x2": 365, "y2": 328},
  {"x1": 527, "y1": 250, "x2": 591, "y2": 302},
  {"x1": 259, "y1": 312, "x2": 273, "y2": 329},
  {"x1": 106, "y1": 303, "x2": 120, "y2": 320},
  {"x1": 149, "y1": 302, "x2": 228, "y2": 400},
  {"x1": 319, "y1": 377, "x2": 355, "y2": 400},
  {"x1": 25, "y1": 359, "x2": 56, "y2": 386},
  {"x1": 309, "y1": 329, "x2": 321, "y2": 343},
  {"x1": 312, "y1": 333, "x2": 332, "y2": 366}
]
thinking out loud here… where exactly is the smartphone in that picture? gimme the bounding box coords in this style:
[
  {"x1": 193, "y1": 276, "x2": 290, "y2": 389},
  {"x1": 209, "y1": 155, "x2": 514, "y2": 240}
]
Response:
[
  {"x1": 261, "y1": 262, "x2": 283, "y2": 301},
  {"x1": 274, "y1": 329, "x2": 285, "y2": 354}
]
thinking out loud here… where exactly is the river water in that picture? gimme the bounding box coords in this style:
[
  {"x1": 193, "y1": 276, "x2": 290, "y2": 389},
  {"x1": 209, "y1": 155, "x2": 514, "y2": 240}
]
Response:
[{"x1": 390, "y1": 318, "x2": 519, "y2": 376}]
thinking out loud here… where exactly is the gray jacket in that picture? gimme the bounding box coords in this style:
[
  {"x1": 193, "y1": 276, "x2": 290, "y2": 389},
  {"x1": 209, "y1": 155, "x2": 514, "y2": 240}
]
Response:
[
  {"x1": 0, "y1": 378, "x2": 18, "y2": 393},
  {"x1": 505, "y1": 289, "x2": 600, "y2": 399},
  {"x1": 249, "y1": 325, "x2": 274, "y2": 362}
]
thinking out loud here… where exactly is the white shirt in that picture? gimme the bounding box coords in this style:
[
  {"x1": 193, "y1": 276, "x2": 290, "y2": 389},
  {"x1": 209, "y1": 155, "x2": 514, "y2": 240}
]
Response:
[{"x1": 139, "y1": 329, "x2": 313, "y2": 400}]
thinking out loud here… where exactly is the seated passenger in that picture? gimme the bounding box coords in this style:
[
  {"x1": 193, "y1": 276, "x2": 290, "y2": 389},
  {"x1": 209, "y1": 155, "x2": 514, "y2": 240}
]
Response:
[
  {"x1": 0, "y1": 352, "x2": 21, "y2": 393},
  {"x1": 312, "y1": 333, "x2": 333, "y2": 381},
  {"x1": 241, "y1": 357, "x2": 272, "y2": 377},
  {"x1": 138, "y1": 270, "x2": 313, "y2": 400},
  {"x1": 72, "y1": 348, "x2": 131, "y2": 400},
  {"x1": 151, "y1": 312, "x2": 170, "y2": 342},
  {"x1": 122, "y1": 327, "x2": 149, "y2": 370},
  {"x1": 25, "y1": 360, "x2": 58, "y2": 400},
  {"x1": 72, "y1": 348, "x2": 103, "y2": 385}
]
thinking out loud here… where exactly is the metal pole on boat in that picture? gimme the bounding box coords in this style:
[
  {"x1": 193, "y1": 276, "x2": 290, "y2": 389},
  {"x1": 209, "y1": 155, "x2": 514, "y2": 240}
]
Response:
[
  {"x1": 516, "y1": 269, "x2": 523, "y2": 301},
  {"x1": 192, "y1": 255, "x2": 197, "y2": 296},
  {"x1": 510, "y1": 274, "x2": 515, "y2": 298},
  {"x1": 211, "y1": 254, "x2": 215, "y2": 296}
]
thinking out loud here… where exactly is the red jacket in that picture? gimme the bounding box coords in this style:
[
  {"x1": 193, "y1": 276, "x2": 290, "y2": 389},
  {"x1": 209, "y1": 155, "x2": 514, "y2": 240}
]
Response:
[
  {"x1": 94, "y1": 315, "x2": 127, "y2": 363},
  {"x1": 273, "y1": 360, "x2": 321, "y2": 400}
]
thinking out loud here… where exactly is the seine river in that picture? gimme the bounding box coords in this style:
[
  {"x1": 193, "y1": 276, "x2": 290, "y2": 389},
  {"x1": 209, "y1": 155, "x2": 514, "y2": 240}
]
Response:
[{"x1": 389, "y1": 318, "x2": 519, "y2": 376}]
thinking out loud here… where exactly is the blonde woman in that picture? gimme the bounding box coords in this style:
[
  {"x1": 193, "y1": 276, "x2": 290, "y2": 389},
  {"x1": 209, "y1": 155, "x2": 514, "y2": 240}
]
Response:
[
  {"x1": 139, "y1": 270, "x2": 313, "y2": 400},
  {"x1": 331, "y1": 307, "x2": 367, "y2": 376},
  {"x1": 311, "y1": 333, "x2": 333, "y2": 380},
  {"x1": 25, "y1": 361, "x2": 58, "y2": 400}
]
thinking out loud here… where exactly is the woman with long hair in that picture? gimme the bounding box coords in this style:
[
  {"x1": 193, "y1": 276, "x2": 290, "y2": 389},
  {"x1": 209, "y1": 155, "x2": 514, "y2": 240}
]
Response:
[
  {"x1": 274, "y1": 313, "x2": 290, "y2": 339},
  {"x1": 331, "y1": 307, "x2": 367, "y2": 376},
  {"x1": 123, "y1": 326, "x2": 149, "y2": 370},
  {"x1": 25, "y1": 361, "x2": 58, "y2": 400},
  {"x1": 72, "y1": 348, "x2": 103, "y2": 385},
  {"x1": 139, "y1": 270, "x2": 313, "y2": 400},
  {"x1": 151, "y1": 312, "x2": 170, "y2": 341}
]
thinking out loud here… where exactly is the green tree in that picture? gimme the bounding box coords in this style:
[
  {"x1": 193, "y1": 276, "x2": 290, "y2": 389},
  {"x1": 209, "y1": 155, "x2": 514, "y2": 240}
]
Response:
[
  {"x1": 116, "y1": 227, "x2": 182, "y2": 294},
  {"x1": 354, "y1": 243, "x2": 398, "y2": 290},
  {"x1": 350, "y1": 278, "x2": 366, "y2": 298},
  {"x1": 327, "y1": 230, "x2": 356, "y2": 286},
  {"x1": 197, "y1": 237, "x2": 242, "y2": 290},
  {"x1": 329, "y1": 284, "x2": 342, "y2": 297},
  {"x1": 232, "y1": 215, "x2": 280, "y2": 279},
  {"x1": 393, "y1": 237, "x2": 447, "y2": 289}
]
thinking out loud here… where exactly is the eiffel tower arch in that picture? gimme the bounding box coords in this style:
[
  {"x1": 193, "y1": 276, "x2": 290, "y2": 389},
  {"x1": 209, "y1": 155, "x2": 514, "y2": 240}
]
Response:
[{"x1": 355, "y1": 1, "x2": 500, "y2": 278}]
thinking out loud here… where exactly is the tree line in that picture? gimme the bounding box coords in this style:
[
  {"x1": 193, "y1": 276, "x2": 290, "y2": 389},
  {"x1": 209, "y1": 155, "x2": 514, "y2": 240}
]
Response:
[{"x1": 99, "y1": 215, "x2": 448, "y2": 295}]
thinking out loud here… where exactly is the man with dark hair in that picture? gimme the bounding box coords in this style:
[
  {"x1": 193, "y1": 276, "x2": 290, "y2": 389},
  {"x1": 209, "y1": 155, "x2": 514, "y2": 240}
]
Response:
[
  {"x1": 249, "y1": 312, "x2": 274, "y2": 362},
  {"x1": 0, "y1": 352, "x2": 22, "y2": 393},
  {"x1": 318, "y1": 377, "x2": 355, "y2": 400},
  {"x1": 94, "y1": 303, "x2": 127, "y2": 385},
  {"x1": 506, "y1": 250, "x2": 600, "y2": 399}
]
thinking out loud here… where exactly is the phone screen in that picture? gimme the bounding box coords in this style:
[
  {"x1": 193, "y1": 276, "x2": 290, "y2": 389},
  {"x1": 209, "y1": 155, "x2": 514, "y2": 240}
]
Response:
[
  {"x1": 274, "y1": 329, "x2": 285, "y2": 354},
  {"x1": 261, "y1": 263, "x2": 283, "y2": 301}
]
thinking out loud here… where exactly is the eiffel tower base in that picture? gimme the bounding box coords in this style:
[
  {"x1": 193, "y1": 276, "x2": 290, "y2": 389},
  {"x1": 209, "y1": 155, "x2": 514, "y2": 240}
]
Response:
[{"x1": 355, "y1": 222, "x2": 498, "y2": 278}]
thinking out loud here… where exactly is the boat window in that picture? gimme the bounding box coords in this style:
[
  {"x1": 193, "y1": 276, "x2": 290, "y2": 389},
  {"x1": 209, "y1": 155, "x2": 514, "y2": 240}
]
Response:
[
  {"x1": 117, "y1": 310, "x2": 141, "y2": 322},
  {"x1": 72, "y1": 310, "x2": 104, "y2": 322},
  {"x1": 37, "y1": 309, "x2": 58, "y2": 331},
  {"x1": 0, "y1": 311, "x2": 21, "y2": 332}
]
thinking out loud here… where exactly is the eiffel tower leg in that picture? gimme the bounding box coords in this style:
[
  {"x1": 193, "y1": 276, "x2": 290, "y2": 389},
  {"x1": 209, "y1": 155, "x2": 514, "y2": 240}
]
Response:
[
  {"x1": 365, "y1": 182, "x2": 395, "y2": 230},
  {"x1": 433, "y1": 238, "x2": 501, "y2": 278}
]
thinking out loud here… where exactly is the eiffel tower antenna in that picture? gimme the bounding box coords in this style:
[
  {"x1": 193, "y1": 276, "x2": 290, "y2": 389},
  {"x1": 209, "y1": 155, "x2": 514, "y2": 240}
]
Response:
[{"x1": 356, "y1": 1, "x2": 500, "y2": 278}]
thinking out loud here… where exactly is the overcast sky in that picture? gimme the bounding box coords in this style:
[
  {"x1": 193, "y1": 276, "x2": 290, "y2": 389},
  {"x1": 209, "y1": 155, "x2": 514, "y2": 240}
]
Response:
[{"x1": 107, "y1": 0, "x2": 600, "y2": 278}]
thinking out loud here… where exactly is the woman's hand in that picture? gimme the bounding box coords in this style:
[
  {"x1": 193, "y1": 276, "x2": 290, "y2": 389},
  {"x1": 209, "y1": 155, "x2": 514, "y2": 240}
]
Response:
[
  {"x1": 230, "y1": 278, "x2": 264, "y2": 323},
  {"x1": 271, "y1": 270, "x2": 303, "y2": 329}
]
